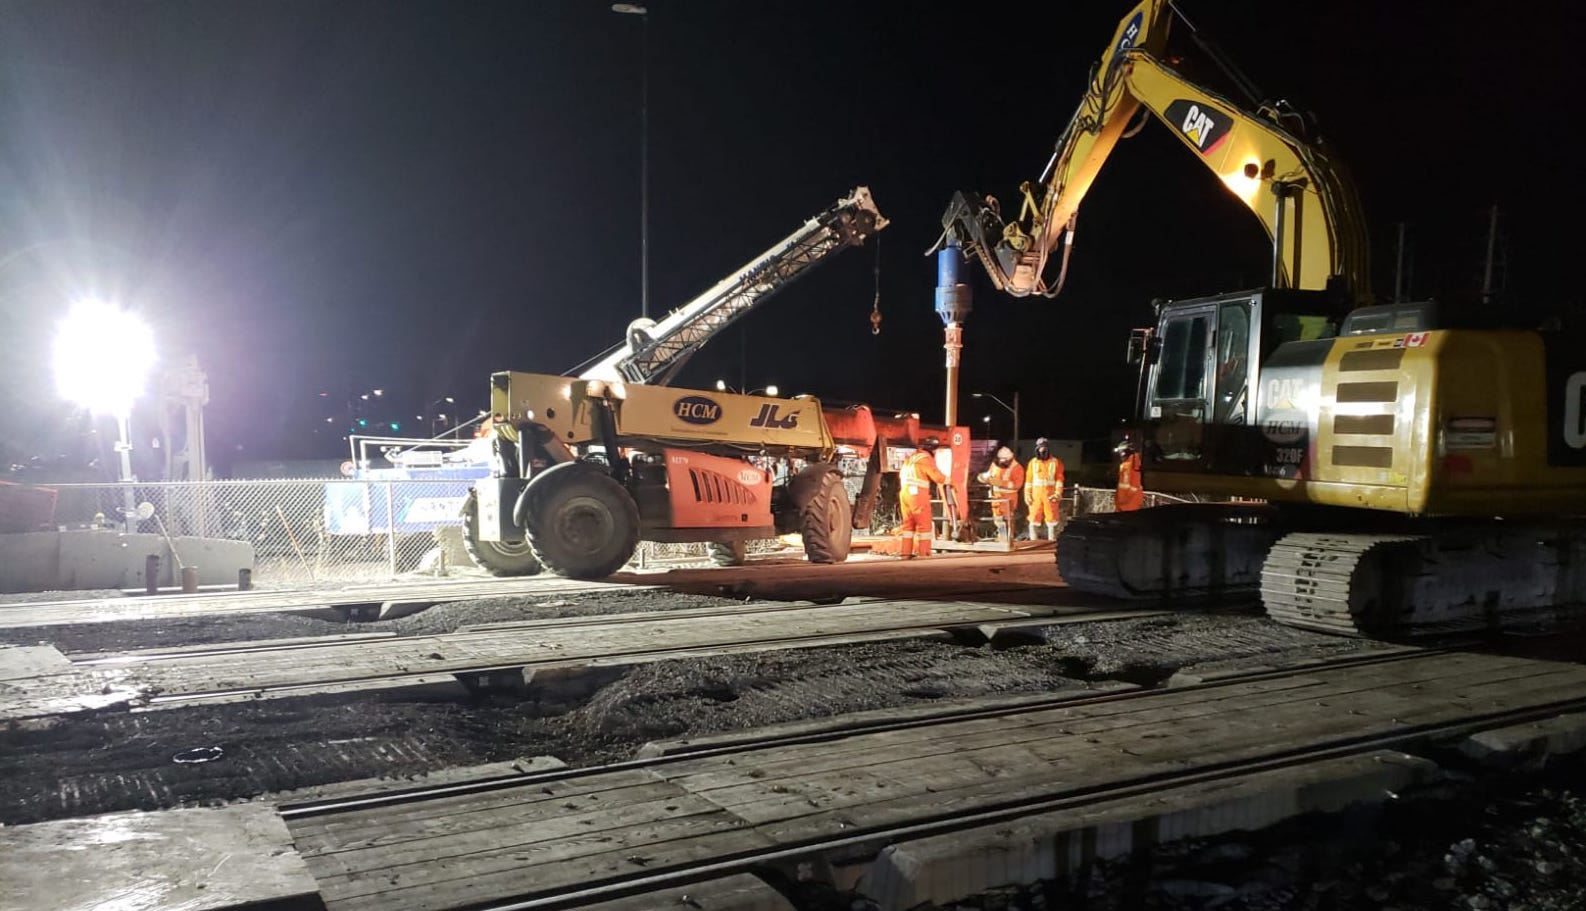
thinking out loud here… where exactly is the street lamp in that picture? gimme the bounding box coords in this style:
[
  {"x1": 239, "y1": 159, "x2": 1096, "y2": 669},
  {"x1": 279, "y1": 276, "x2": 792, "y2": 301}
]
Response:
[
  {"x1": 714, "y1": 380, "x2": 777, "y2": 397},
  {"x1": 971, "y1": 391, "x2": 1020, "y2": 457},
  {"x1": 53, "y1": 300, "x2": 157, "y2": 532},
  {"x1": 429, "y1": 396, "x2": 456, "y2": 437},
  {"x1": 612, "y1": 1, "x2": 649, "y2": 320}
]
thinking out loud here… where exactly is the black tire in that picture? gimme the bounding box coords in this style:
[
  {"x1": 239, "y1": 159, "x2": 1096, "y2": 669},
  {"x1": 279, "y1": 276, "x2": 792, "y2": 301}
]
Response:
[
  {"x1": 522, "y1": 464, "x2": 640, "y2": 579},
  {"x1": 707, "y1": 541, "x2": 747, "y2": 567},
  {"x1": 461, "y1": 493, "x2": 542, "y2": 577},
  {"x1": 790, "y1": 466, "x2": 852, "y2": 564}
]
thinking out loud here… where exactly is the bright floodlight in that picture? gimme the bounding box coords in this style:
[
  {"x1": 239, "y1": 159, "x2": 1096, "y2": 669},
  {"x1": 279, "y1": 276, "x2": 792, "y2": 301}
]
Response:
[
  {"x1": 764, "y1": 385, "x2": 778, "y2": 397},
  {"x1": 53, "y1": 300, "x2": 157, "y2": 415}
]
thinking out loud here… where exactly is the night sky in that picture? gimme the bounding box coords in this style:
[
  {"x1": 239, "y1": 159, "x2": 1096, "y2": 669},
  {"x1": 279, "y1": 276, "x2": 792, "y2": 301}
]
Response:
[{"x1": 2, "y1": 0, "x2": 1581, "y2": 475}]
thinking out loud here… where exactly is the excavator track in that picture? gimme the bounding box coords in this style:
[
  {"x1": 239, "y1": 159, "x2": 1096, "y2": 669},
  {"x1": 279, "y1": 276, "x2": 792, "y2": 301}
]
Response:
[
  {"x1": 1057, "y1": 503, "x2": 1278, "y2": 601},
  {"x1": 1263, "y1": 526, "x2": 1586, "y2": 638},
  {"x1": 1260, "y1": 533, "x2": 1422, "y2": 637}
]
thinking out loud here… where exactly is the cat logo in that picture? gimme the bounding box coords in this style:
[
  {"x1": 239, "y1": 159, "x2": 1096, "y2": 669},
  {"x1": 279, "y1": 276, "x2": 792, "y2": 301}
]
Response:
[
  {"x1": 1165, "y1": 99, "x2": 1231, "y2": 157},
  {"x1": 1265, "y1": 377, "x2": 1306, "y2": 410}
]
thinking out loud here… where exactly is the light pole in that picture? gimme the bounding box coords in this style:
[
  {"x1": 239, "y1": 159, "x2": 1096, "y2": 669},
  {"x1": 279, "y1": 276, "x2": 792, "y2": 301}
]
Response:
[
  {"x1": 429, "y1": 396, "x2": 455, "y2": 438},
  {"x1": 53, "y1": 300, "x2": 157, "y2": 532},
  {"x1": 612, "y1": 2, "x2": 650, "y2": 320},
  {"x1": 971, "y1": 391, "x2": 1020, "y2": 458}
]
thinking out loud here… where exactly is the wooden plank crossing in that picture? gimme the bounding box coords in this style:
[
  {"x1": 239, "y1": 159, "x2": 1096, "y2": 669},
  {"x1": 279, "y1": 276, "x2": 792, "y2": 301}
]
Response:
[
  {"x1": 286, "y1": 650, "x2": 1586, "y2": 911},
  {"x1": 0, "y1": 575, "x2": 640, "y2": 629},
  {"x1": 0, "y1": 599, "x2": 1060, "y2": 720}
]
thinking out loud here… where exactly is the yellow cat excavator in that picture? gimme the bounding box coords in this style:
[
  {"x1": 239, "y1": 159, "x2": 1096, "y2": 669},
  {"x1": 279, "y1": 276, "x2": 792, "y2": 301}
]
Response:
[{"x1": 936, "y1": 0, "x2": 1586, "y2": 637}]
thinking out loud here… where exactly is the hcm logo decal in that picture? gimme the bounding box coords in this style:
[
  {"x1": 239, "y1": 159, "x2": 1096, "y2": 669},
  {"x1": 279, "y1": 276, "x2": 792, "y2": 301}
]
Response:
[
  {"x1": 1113, "y1": 10, "x2": 1144, "y2": 59},
  {"x1": 673, "y1": 395, "x2": 722, "y2": 426},
  {"x1": 1165, "y1": 99, "x2": 1232, "y2": 157}
]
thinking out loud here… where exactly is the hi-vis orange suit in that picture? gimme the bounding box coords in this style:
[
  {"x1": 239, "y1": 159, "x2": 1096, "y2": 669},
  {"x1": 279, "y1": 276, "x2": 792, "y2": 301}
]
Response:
[
  {"x1": 978, "y1": 460, "x2": 1025, "y2": 519},
  {"x1": 1116, "y1": 451, "x2": 1144, "y2": 512},
  {"x1": 1024, "y1": 454, "x2": 1065, "y2": 525},
  {"x1": 898, "y1": 449, "x2": 947, "y2": 557}
]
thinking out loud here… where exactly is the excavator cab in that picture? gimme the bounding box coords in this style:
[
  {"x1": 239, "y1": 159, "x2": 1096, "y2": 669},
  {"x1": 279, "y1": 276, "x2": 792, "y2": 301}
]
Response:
[{"x1": 1135, "y1": 288, "x2": 1339, "y2": 477}]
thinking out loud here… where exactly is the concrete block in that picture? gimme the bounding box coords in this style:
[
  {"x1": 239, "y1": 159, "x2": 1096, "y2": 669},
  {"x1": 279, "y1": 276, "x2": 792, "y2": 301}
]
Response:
[
  {"x1": 1459, "y1": 712, "x2": 1586, "y2": 769},
  {"x1": 0, "y1": 645, "x2": 72, "y2": 681},
  {"x1": 0, "y1": 530, "x2": 255, "y2": 593},
  {"x1": 0, "y1": 803, "x2": 322, "y2": 911},
  {"x1": 567, "y1": 873, "x2": 794, "y2": 911},
  {"x1": 860, "y1": 750, "x2": 1436, "y2": 911},
  {"x1": 434, "y1": 523, "x2": 472, "y2": 568},
  {"x1": 0, "y1": 533, "x2": 62, "y2": 593}
]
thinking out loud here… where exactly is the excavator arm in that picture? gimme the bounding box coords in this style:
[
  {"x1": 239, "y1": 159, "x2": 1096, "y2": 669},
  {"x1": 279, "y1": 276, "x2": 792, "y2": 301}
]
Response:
[{"x1": 940, "y1": 0, "x2": 1369, "y2": 303}]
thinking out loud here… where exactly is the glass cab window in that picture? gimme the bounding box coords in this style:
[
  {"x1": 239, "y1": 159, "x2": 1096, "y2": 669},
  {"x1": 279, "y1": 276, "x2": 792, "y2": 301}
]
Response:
[
  {"x1": 1155, "y1": 313, "x2": 1209, "y2": 402},
  {"x1": 1214, "y1": 302, "x2": 1251, "y2": 424}
]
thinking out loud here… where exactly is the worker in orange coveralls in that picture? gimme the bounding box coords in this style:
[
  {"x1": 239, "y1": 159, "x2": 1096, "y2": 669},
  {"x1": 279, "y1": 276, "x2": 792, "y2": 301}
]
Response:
[
  {"x1": 977, "y1": 445, "x2": 1024, "y2": 543},
  {"x1": 1115, "y1": 437, "x2": 1145, "y2": 512},
  {"x1": 1024, "y1": 437, "x2": 1065, "y2": 540},
  {"x1": 898, "y1": 436, "x2": 947, "y2": 558}
]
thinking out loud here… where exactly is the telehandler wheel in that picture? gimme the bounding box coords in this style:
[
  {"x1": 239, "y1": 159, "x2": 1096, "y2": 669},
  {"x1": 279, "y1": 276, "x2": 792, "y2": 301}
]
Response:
[
  {"x1": 790, "y1": 465, "x2": 852, "y2": 564},
  {"x1": 461, "y1": 493, "x2": 542, "y2": 577},
  {"x1": 522, "y1": 464, "x2": 640, "y2": 579},
  {"x1": 707, "y1": 540, "x2": 747, "y2": 567}
]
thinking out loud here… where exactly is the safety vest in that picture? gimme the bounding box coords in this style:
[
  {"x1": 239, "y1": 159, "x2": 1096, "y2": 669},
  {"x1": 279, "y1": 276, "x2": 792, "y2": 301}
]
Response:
[
  {"x1": 1118, "y1": 453, "x2": 1142, "y2": 492},
  {"x1": 1116, "y1": 452, "x2": 1144, "y2": 511},
  {"x1": 1026, "y1": 456, "x2": 1065, "y2": 497},
  {"x1": 900, "y1": 451, "x2": 944, "y2": 496},
  {"x1": 979, "y1": 463, "x2": 1021, "y2": 497}
]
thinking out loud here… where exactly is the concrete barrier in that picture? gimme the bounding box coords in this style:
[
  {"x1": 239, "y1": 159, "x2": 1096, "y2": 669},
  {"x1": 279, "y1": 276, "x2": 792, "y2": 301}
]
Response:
[
  {"x1": 860, "y1": 750, "x2": 1437, "y2": 910},
  {"x1": 0, "y1": 530, "x2": 255, "y2": 594},
  {"x1": 1458, "y1": 712, "x2": 1586, "y2": 769}
]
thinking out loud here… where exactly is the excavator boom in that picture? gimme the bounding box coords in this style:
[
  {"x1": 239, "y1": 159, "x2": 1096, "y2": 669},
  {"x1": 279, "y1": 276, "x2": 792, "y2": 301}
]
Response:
[
  {"x1": 581, "y1": 188, "x2": 887, "y2": 386},
  {"x1": 941, "y1": 0, "x2": 1368, "y2": 303}
]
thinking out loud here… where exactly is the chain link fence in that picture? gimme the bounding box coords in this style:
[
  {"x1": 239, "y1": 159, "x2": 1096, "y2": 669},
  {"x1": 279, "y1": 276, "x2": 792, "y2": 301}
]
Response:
[
  {"x1": 37, "y1": 478, "x2": 820, "y2": 587},
  {"x1": 24, "y1": 478, "x2": 1213, "y2": 588},
  {"x1": 42, "y1": 479, "x2": 477, "y2": 587},
  {"x1": 1072, "y1": 485, "x2": 1223, "y2": 516}
]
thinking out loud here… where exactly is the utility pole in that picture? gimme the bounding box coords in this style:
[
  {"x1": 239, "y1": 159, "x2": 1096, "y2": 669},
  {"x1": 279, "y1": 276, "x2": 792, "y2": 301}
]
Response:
[
  {"x1": 611, "y1": 2, "x2": 650, "y2": 320},
  {"x1": 1012, "y1": 390, "x2": 1020, "y2": 459},
  {"x1": 1394, "y1": 222, "x2": 1407, "y2": 303},
  {"x1": 1481, "y1": 204, "x2": 1500, "y2": 306}
]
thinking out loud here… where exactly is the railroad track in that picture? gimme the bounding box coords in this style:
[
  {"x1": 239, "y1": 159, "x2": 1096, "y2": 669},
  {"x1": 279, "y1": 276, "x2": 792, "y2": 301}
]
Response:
[
  {"x1": 274, "y1": 646, "x2": 1586, "y2": 911},
  {"x1": 6, "y1": 591, "x2": 1164, "y2": 719},
  {"x1": 279, "y1": 647, "x2": 1433, "y2": 815},
  {"x1": 64, "y1": 584, "x2": 1079, "y2": 667}
]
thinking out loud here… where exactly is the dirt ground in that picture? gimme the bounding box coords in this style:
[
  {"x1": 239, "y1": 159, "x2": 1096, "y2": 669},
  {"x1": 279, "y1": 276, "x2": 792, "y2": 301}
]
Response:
[{"x1": 3, "y1": 566, "x2": 1584, "y2": 910}]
